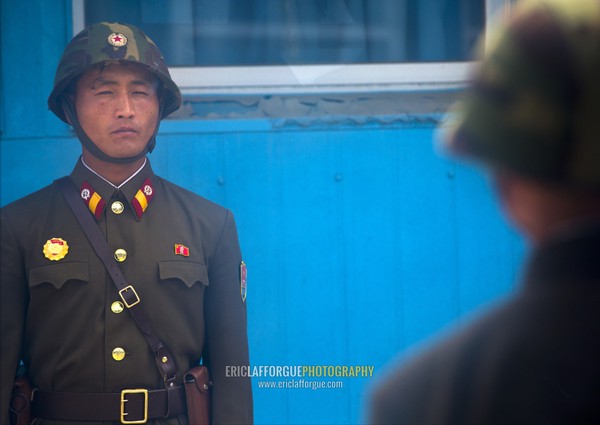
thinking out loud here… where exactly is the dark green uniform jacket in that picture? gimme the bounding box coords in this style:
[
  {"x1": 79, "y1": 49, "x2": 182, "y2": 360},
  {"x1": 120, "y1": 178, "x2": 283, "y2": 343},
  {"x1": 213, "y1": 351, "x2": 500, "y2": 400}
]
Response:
[{"x1": 1, "y1": 158, "x2": 253, "y2": 424}]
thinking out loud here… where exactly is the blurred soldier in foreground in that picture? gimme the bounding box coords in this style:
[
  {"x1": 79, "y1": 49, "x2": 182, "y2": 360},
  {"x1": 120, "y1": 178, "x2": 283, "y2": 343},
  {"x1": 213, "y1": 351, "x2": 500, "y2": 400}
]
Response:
[
  {"x1": 368, "y1": 0, "x2": 600, "y2": 423},
  {"x1": 1, "y1": 22, "x2": 252, "y2": 424}
]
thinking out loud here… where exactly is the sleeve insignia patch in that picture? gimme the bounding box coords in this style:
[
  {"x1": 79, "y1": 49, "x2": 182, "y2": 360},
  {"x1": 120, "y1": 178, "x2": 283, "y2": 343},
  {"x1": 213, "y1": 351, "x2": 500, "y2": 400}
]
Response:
[{"x1": 240, "y1": 261, "x2": 247, "y2": 303}]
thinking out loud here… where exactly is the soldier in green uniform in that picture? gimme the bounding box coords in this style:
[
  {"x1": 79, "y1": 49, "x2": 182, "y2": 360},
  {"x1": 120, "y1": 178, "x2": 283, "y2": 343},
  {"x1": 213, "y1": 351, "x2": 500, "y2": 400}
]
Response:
[
  {"x1": 368, "y1": 0, "x2": 600, "y2": 423},
  {"x1": 1, "y1": 22, "x2": 253, "y2": 424}
]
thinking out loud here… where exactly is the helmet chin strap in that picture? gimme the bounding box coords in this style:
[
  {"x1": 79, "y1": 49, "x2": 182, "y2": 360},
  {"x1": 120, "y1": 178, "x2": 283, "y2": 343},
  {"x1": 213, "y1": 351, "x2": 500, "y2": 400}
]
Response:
[{"x1": 61, "y1": 95, "x2": 162, "y2": 164}]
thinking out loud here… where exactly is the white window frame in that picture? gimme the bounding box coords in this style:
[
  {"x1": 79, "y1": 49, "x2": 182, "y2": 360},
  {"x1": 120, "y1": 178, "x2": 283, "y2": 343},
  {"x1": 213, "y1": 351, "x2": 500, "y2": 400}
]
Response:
[{"x1": 72, "y1": 0, "x2": 512, "y2": 95}]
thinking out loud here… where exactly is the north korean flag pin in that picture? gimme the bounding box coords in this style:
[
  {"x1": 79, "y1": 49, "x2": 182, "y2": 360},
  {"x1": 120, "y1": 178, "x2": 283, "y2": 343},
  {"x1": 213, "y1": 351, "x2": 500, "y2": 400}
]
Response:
[
  {"x1": 174, "y1": 244, "x2": 190, "y2": 257},
  {"x1": 240, "y1": 261, "x2": 247, "y2": 303}
]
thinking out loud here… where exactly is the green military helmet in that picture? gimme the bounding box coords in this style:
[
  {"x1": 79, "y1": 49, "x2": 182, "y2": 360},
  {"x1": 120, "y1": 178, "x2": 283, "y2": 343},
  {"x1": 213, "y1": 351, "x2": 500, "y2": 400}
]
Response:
[
  {"x1": 48, "y1": 21, "x2": 182, "y2": 123},
  {"x1": 441, "y1": 0, "x2": 600, "y2": 191}
]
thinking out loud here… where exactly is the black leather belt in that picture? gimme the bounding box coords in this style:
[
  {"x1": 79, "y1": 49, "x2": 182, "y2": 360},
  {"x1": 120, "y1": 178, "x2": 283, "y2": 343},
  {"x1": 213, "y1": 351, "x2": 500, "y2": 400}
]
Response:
[{"x1": 31, "y1": 386, "x2": 186, "y2": 424}]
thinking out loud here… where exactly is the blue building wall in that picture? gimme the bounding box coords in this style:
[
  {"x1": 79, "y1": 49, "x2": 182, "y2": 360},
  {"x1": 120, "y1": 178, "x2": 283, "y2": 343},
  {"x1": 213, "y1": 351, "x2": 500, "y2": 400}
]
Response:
[{"x1": 1, "y1": 1, "x2": 525, "y2": 424}]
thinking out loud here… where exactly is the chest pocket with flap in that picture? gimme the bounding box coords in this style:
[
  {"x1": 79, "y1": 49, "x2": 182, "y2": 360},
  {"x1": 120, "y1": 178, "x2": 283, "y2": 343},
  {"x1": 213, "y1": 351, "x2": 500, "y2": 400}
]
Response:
[
  {"x1": 28, "y1": 262, "x2": 90, "y2": 290},
  {"x1": 158, "y1": 261, "x2": 209, "y2": 288}
]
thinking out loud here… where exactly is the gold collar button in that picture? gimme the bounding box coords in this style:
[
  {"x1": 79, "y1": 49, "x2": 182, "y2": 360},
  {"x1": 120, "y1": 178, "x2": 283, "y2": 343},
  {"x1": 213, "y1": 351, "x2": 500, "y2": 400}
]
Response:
[{"x1": 111, "y1": 201, "x2": 124, "y2": 215}]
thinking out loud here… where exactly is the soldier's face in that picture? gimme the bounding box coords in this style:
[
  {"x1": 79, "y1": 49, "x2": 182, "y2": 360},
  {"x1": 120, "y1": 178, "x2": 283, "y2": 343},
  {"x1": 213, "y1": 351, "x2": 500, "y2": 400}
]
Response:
[{"x1": 75, "y1": 63, "x2": 160, "y2": 160}]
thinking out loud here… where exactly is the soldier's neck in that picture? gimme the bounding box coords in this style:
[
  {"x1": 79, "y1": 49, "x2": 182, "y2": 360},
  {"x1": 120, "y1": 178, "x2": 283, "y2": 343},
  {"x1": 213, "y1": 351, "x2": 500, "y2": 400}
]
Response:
[{"x1": 81, "y1": 151, "x2": 147, "y2": 187}]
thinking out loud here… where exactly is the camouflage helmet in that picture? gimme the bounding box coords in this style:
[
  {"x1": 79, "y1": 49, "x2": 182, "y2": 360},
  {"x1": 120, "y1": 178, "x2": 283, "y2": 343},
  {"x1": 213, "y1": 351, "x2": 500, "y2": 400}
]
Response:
[
  {"x1": 441, "y1": 0, "x2": 600, "y2": 191},
  {"x1": 48, "y1": 22, "x2": 182, "y2": 123}
]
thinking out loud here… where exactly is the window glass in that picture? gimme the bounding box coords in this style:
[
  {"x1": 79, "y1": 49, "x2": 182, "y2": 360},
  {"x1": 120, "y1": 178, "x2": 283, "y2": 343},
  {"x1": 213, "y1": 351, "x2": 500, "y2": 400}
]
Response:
[{"x1": 84, "y1": 0, "x2": 484, "y2": 67}]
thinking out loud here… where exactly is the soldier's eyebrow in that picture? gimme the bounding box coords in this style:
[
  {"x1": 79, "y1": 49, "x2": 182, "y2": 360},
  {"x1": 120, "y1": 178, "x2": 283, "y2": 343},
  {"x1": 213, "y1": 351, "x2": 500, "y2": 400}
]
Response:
[
  {"x1": 89, "y1": 77, "x2": 118, "y2": 90},
  {"x1": 130, "y1": 79, "x2": 156, "y2": 89},
  {"x1": 89, "y1": 76, "x2": 156, "y2": 90}
]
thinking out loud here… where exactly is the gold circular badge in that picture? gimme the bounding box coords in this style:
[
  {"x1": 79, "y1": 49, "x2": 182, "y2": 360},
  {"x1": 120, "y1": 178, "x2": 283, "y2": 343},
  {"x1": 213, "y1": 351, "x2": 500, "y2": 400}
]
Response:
[
  {"x1": 108, "y1": 32, "x2": 127, "y2": 47},
  {"x1": 43, "y1": 238, "x2": 69, "y2": 261}
]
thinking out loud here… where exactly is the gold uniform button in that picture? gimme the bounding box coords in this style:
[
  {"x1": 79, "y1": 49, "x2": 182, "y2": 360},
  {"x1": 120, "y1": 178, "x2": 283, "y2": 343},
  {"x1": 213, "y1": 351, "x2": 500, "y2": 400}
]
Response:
[
  {"x1": 111, "y1": 201, "x2": 124, "y2": 214},
  {"x1": 114, "y1": 249, "x2": 127, "y2": 262},
  {"x1": 112, "y1": 347, "x2": 126, "y2": 361},
  {"x1": 111, "y1": 301, "x2": 125, "y2": 314}
]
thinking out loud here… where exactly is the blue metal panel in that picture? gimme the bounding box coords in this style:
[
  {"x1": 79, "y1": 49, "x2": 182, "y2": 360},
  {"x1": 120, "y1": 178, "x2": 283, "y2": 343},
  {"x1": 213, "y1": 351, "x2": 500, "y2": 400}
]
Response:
[
  {"x1": 1, "y1": 3, "x2": 525, "y2": 424},
  {"x1": 151, "y1": 122, "x2": 522, "y2": 424},
  {"x1": 1, "y1": 0, "x2": 71, "y2": 139}
]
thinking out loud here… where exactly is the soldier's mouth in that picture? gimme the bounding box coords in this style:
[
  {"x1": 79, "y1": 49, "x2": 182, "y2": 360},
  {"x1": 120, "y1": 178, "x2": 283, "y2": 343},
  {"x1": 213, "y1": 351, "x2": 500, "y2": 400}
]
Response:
[{"x1": 112, "y1": 127, "x2": 138, "y2": 136}]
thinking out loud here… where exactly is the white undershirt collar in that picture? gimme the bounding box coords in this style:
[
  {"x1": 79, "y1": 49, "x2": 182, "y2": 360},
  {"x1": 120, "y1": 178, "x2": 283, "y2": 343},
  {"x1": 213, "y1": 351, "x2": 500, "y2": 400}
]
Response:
[{"x1": 80, "y1": 156, "x2": 147, "y2": 190}]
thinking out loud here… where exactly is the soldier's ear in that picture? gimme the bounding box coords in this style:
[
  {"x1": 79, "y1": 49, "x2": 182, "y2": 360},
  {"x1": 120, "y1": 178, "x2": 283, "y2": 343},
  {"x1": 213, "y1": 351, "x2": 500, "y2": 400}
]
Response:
[
  {"x1": 491, "y1": 170, "x2": 532, "y2": 239},
  {"x1": 61, "y1": 80, "x2": 79, "y2": 125},
  {"x1": 59, "y1": 93, "x2": 77, "y2": 126},
  {"x1": 492, "y1": 170, "x2": 552, "y2": 245},
  {"x1": 62, "y1": 105, "x2": 72, "y2": 125},
  {"x1": 61, "y1": 102, "x2": 72, "y2": 125}
]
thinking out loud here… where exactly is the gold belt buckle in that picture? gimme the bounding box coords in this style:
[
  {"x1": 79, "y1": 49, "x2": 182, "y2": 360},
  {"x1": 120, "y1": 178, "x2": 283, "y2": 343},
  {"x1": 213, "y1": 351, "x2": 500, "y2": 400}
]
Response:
[
  {"x1": 119, "y1": 285, "x2": 141, "y2": 308},
  {"x1": 120, "y1": 388, "x2": 148, "y2": 424}
]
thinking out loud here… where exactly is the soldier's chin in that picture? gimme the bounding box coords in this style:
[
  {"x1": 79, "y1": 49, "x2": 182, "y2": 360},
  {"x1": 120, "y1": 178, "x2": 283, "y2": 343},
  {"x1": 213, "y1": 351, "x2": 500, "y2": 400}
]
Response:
[
  {"x1": 103, "y1": 142, "x2": 148, "y2": 158},
  {"x1": 83, "y1": 146, "x2": 148, "y2": 164}
]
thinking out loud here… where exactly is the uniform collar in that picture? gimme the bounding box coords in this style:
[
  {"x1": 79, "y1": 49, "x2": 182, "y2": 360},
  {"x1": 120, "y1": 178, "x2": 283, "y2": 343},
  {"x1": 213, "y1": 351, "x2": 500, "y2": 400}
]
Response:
[{"x1": 69, "y1": 157, "x2": 157, "y2": 221}]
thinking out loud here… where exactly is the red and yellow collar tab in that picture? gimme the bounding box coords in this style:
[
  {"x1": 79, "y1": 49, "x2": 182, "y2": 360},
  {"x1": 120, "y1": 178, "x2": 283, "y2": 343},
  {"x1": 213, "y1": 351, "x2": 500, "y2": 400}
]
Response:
[
  {"x1": 79, "y1": 178, "x2": 155, "y2": 220},
  {"x1": 80, "y1": 181, "x2": 106, "y2": 220},
  {"x1": 132, "y1": 178, "x2": 155, "y2": 219}
]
